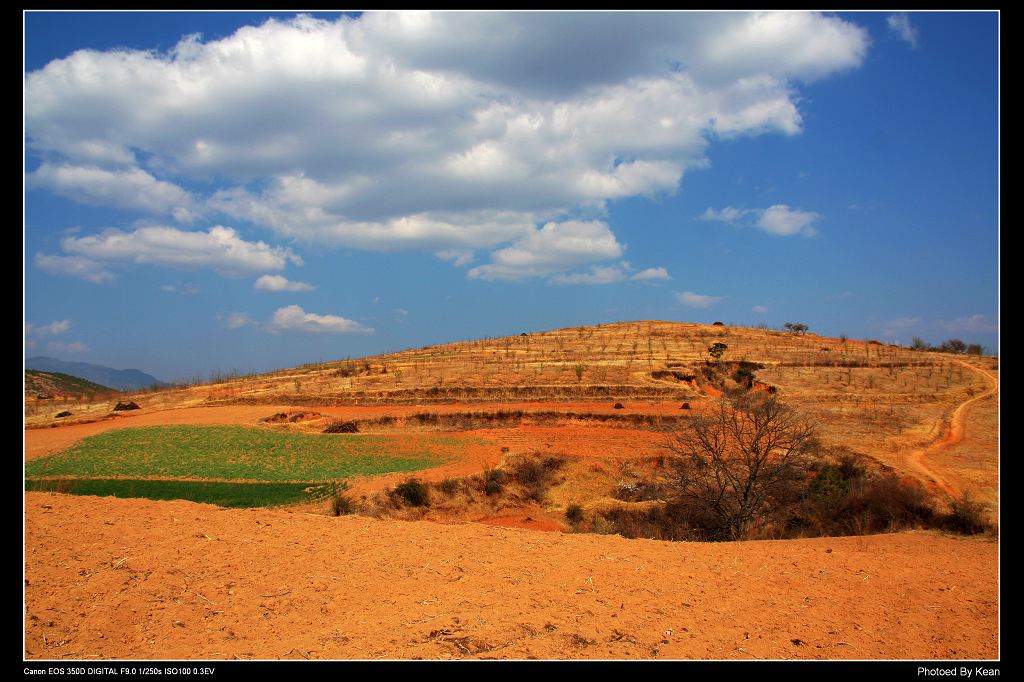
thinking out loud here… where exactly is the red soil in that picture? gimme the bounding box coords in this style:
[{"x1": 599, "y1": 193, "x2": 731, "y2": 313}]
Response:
[
  {"x1": 24, "y1": 402, "x2": 690, "y2": 462},
  {"x1": 24, "y1": 492, "x2": 997, "y2": 660}
]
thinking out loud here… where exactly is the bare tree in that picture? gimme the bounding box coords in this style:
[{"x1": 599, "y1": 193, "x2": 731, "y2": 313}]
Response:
[{"x1": 666, "y1": 394, "x2": 818, "y2": 540}]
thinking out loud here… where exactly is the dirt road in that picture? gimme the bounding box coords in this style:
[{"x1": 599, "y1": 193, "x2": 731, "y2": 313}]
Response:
[{"x1": 905, "y1": 362, "x2": 999, "y2": 499}]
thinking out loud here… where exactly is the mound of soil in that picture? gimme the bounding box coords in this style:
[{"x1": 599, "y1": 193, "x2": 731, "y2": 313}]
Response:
[
  {"x1": 679, "y1": 403, "x2": 691, "y2": 410},
  {"x1": 54, "y1": 411, "x2": 72, "y2": 418},
  {"x1": 613, "y1": 403, "x2": 625, "y2": 409},
  {"x1": 324, "y1": 420, "x2": 360, "y2": 433},
  {"x1": 112, "y1": 401, "x2": 140, "y2": 411}
]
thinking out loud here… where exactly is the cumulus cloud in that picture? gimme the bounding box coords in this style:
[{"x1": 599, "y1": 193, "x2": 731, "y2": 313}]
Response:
[
  {"x1": 160, "y1": 283, "x2": 200, "y2": 294},
  {"x1": 701, "y1": 204, "x2": 821, "y2": 237},
  {"x1": 266, "y1": 305, "x2": 373, "y2": 334},
  {"x1": 29, "y1": 319, "x2": 71, "y2": 337},
  {"x1": 468, "y1": 220, "x2": 623, "y2": 281},
  {"x1": 34, "y1": 253, "x2": 115, "y2": 284},
  {"x1": 551, "y1": 263, "x2": 629, "y2": 285},
  {"x1": 675, "y1": 291, "x2": 722, "y2": 308},
  {"x1": 887, "y1": 13, "x2": 919, "y2": 49},
  {"x1": 225, "y1": 312, "x2": 255, "y2": 329},
  {"x1": 27, "y1": 163, "x2": 198, "y2": 221},
  {"x1": 25, "y1": 12, "x2": 868, "y2": 279},
  {"x1": 46, "y1": 340, "x2": 89, "y2": 354},
  {"x1": 631, "y1": 267, "x2": 671, "y2": 282},
  {"x1": 546, "y1": 261, "x2": 672, "y2": 285},
  {"x1": 36, "y1": 225, "x2": 301, "y2": 281},
  {"x1": 940, "y1": 314, "x2": 997, "y2": 334},
  {"x1": 254, "y1": 274, "x2": 315, "y2": 292}
]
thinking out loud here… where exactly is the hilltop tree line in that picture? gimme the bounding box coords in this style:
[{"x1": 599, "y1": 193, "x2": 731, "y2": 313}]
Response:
[{"x1": 911, "y1": 337, "x2": 985, "y2": 356}]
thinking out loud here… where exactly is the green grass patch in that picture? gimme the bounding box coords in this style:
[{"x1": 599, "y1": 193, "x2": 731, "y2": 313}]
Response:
[
  {"x1": 25, "y1": 478, "x2": 329, "y2": 508},
  {"x1": 25, "y1": 425, "x2": 456, "y2": 481}
]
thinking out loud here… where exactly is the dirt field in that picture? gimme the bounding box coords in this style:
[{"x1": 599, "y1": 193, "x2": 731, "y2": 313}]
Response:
[{"x1": 24, "y1": 492, "x2": 997, "y2": 660}]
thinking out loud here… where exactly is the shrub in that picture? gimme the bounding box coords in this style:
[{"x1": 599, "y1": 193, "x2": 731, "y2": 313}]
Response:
[
  {"x1": 565, "y1": 503, "x2": 584, "y2": 526},
  {"x1": 732, "y1": 365, "x2": 756, "y2": 386},
  {"x1": 944, "y1": 492, "x2": 989, "y2": 535},
  {"x1": 437, "y1": 477, "x2": 461, "y2": 496},
  {"x1": 483, "y1": 468, "x2": 506, "y2": 496},
  {"x1": 323, "y1": 421, "x2": 359, "y2": 433},
  {"x1": 509, "y1": 454, "x2": 565, "y2": 503},
  {"x1": 330, "y1": 482, "x2": 354, "y2": 516},
  {"x1": 614, "y1": 479, "x2": 664, "y2": 502},
  {"x1": 395, "y1": 478, "x2": 430, "y2": 507},
  {"x1": 939, "y1": 339, "x2": 968, "y2": 354}
]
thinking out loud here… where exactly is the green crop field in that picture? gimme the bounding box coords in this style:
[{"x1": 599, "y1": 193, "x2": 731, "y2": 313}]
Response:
[
  {"x1": 24, "y1": 478, "x2": 332, "y2": 508},
  {"x1": 25, "y1": 425, "x2": 478, "y2": 507}
]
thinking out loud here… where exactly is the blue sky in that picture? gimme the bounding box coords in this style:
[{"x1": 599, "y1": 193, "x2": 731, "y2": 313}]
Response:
[{"x1": 23, "y1": 11, "x2": 999, "y2": 382}]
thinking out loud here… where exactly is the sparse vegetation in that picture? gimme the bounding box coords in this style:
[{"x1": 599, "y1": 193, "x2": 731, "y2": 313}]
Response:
[
  {"x1": 330, "y1": 481, "x2": 354, "y2": 516},
  {"x1": 707, "y1": 342, "x2": 728, "y2": 362},
  {"x1": 944, "y1": 491, "x2": 990, "y2": 535},
  {"x1": 394, "y1": 478, "x2": 430, "y2": 507},
  {"x1": 565, "y1": 503, "x2": 584, "y2": 527},
  {"x1": 664, "y1": 393, "x2": 819, "y2": 540},
  {"x1": 26, "y1": 426, "x2": 447, "y2": 481},
  {"x1": 483, "y1": 468, "x2": 506, "y2": 496}
]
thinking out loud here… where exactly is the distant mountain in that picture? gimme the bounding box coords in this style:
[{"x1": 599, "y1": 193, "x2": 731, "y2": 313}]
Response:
[
  {"x1": 25, "y1": 357, "x2": 167, "y2": 392},
  {"x1": 25, "y1": 370, "x2": 117, "y2": 399}
]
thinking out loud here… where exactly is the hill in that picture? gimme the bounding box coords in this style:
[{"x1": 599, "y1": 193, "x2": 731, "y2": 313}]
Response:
[
  {"x1": 24, "y1": 369, "x2": 116, "y2": 399},
  {"x1": 23, "y1": 319, "x2": 999, "y2": 660},
  {"x1": 25, "y1": 356, "x2": 165, "y2": 392}
]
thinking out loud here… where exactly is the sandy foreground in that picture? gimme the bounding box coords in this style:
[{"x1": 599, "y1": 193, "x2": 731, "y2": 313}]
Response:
[{"x1": 24, "y1": 492, "x2": 997, "y2": 660}]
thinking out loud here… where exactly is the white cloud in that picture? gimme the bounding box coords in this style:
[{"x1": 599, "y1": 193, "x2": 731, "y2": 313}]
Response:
[
  {"x1": 27, "y1": 163, "x2": 197, "y2": 221},
  {"x1": 435, "y1": 249, "x2": 475, "y2": 267},
  {"x1": 225, "y1": 312, "x2": 255, "y2": 329},
  {"x1": 468, "y1": 220, "x2": 623, "y2": 281},
  {"x1": 551, "y1": 263, "x2": 629, "y2": 285},
  {"x1": 29, "y1": 319, "x2": 71, "y2": 337},
  {"x1": 266, "y1": 305, "x2": 374, "y2": 335},
  {"x1": 887, "y1": 13, "x2": 919, "y2": 49},
  {"x1": 44, "y1": 225, "x2": 301, "y2": 278},
  {"x1": 46, "y1": 340, "x2": 89, "y2": 354},
  {"x1": 254, "y1": 274, "x2": 315, "y2": 292},
  {"x1": 161, "y1": 283, "x2": 200, "y2": 294},
  {"x1": 752, "y1": 305, "x2": 769, "y2": 314},
  {"x1": 675, "y1": 291, "x2": 722, "y2": 309},
  {"x1": 940, "y1": 314, "x2": 997, "y2": 334},
  {"x1": 34, "y1": 253, "x2": 115, "y2": 284},
  {"x1": 630, "y1": 267, "x2": 671, "y2": 282},
  {"x1": 701, "y1": 203, "x2": 821, "y2": 237},
  {"x1": 25, "y1": 12, "x2": 868, "y2": 278},
  {"x1": 757, "y1": 205, "x2": 821, "y2": 236}
]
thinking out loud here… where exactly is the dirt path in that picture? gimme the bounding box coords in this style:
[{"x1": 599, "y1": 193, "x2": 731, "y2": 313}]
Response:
[
  {"x1": 905, "y1": 361, "x2": 999, "y2": 499},
  {"x1": 24, "y1": 492, "x2": 997, "y2": 660}
]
